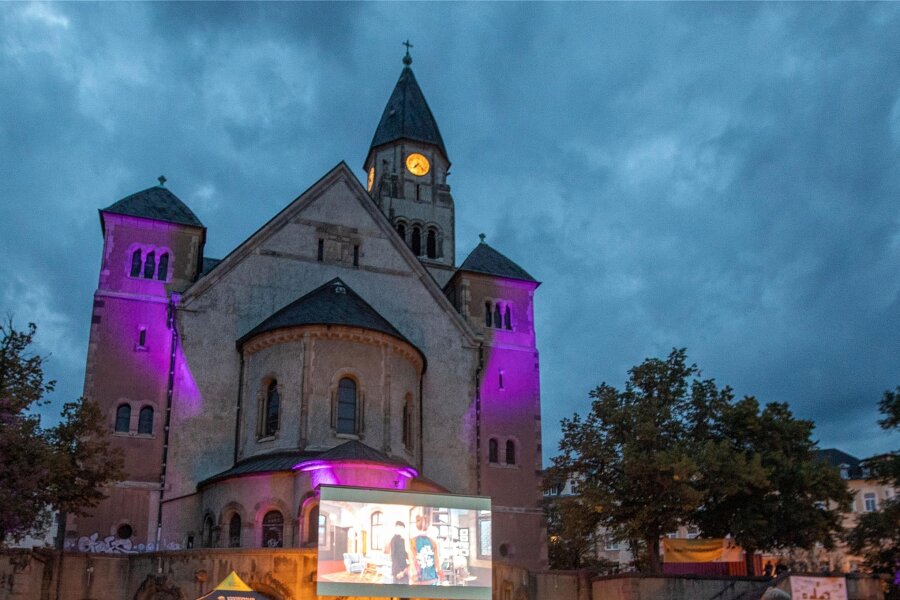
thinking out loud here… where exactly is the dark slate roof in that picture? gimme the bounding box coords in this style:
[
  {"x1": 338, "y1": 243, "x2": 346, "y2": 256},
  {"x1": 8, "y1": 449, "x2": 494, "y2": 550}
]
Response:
[
  {"x1": 197, "y1": 441, "x2": 414, "y2": 487},
  {"x1": 200, "y1": 257, "x2": 222, "y2": 277},
  {"x1": 316, "y1": 440, "x2": 412, "y2": 468},
  {"x1": 370, "y1": 66, "x2": 448, "y2": 161},
  {"x1": 101, "y1": 186, "x2": 204, "y2": 228},
  {"x1": 198, "y1": 450, "x2": 317, "y2": 487},
  {"x1": 457, "y1": 242, "x2": 537, "y2": 283},
  {"x1": 237, "y1": 278, "x2": 418, "y2": 354},
  {"x1": 817, "y1": 448, "x2": 864, "y2": 479}
]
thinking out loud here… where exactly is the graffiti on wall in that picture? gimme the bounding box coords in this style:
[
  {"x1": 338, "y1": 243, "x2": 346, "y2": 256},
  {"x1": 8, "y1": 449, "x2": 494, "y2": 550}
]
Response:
[{"x1": 65, "y1": 533, "x2": 182, "y2": 553}]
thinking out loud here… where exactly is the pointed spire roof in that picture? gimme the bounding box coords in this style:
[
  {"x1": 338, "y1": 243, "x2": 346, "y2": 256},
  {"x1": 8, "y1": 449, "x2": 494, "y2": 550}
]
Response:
[
  {"x1": 101, "y1": 185, "x2": 204, "y2": 228},
  {"x1": 237, "y1": 278, "x2": 421, "y2": 356},
  {"x1": 369, "y1": 64, "x2": 448, "y2": 162},
  {"x1": 458, "y1": 241, "x2": 538, "y2": 283}
]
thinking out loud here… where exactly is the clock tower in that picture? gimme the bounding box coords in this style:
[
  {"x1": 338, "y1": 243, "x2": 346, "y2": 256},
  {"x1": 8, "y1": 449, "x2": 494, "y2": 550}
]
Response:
[{"x1": 364, "y1": 48, "x2": 456, "y2": 286}]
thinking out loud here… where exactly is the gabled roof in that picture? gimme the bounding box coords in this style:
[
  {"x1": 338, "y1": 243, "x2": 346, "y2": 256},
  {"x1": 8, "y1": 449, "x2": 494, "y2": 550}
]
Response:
[
  {"x1": 236, "y1": 278, "x2": 419, "y2": 354},
  {"x1": 101, "y1": 185, "x2": 204, "y2": 228},
  {"x1": 817, "y1": 448, "x2": 863, "y2": 479},
  {"x1": 369, "y1": 66, "x2": 448, "y2": 162},
  {"x1": 457, "y1": 241, "x2": 538, "y2": 283}
]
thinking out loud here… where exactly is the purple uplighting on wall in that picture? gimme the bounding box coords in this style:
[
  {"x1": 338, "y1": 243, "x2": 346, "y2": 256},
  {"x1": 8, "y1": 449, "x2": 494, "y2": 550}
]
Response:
[{"x1": 293, "y1": 459, "x2": 418, "y2": 490}]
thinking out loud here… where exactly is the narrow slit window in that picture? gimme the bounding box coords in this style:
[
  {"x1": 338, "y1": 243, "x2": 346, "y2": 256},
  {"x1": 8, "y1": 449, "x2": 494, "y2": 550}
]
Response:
[
  {"x1": 494, "y1": 303, "x2": 502, "y2": 328},
  {"x1": 138, "y1": 328, "x2": 147, "y2": 348},
  {"x1": 505, "y1": 440, "x2": 516, "y2": 465},
  {"x1": 264, "y1": 381, "x2": 279, "y2": 437},
  {"x1": 115, "y1": 404, "x2": 131, "y2": 433},
  {"x1": 411, "y1": 227, "x2": 422, "y2": 256},
  {"x1": 157, "y1": 253, "x2": 169, "y2": 281},
  {"x1": 498, "y1": 370, "x2": 504, "y2": 390},
  {"x1": 353, "y1": 244, "x2": 359, "y2": 267},
  {"x1": 504, "y1": 306, "x2": 512, "y2": 330},
  {"x1": 130, "y1": 250, "x2": 142, "y2": 277},
  {"x1": 138, "y1": 406, "x2": 153, "y2": 435},
  {"x1": 426, "y1": 229, "x2": 437, "y2": 258},
  {"x1": 317, "y1": 239, "x2": 324, "y2": 262},
  {"x1": 484, "y1": 301, "x2": 492, "y2": 327},
  {"x1": 143, "y1": 251, "x2": 156, "y2": 279},
  {"x1": 488, "y1": 438, "x2": 499, "y2": 464}
]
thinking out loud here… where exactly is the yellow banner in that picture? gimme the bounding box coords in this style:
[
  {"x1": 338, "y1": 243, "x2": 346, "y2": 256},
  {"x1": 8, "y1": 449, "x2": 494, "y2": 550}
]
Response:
[{"x1": 663, "y1": 538, "x2": 742, "y2": 563}]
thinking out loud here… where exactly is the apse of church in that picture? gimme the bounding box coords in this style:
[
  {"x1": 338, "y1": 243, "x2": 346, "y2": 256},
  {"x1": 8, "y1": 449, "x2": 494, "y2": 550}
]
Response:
[{"x1": 75, "y1": 51, "x2": 547, "y2": 569}]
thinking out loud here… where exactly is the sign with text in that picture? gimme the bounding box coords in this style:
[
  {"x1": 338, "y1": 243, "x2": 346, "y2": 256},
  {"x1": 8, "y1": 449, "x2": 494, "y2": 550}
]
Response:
[
  {"x1": 316, "y1": 486, "x2": 492, "y2": 600},
  {"x1": 789, "y1": 576, "x2": 848, "y2": 600}
]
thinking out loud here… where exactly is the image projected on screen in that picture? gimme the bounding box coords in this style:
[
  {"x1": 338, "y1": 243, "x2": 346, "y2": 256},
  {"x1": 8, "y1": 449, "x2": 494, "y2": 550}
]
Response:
[{"x1": 316, "y1": 486, "x2": 492, "y2": 600}]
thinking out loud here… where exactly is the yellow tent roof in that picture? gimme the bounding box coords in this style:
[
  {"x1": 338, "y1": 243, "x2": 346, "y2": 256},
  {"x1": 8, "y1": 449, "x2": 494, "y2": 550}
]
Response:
[{"x1": 213, "y1": 571, "x2": 254, "y2": 592}]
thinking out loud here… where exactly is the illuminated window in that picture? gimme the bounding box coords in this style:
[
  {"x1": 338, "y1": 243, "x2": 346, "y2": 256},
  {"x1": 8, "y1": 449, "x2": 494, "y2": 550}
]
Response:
[
  {"x1": 505, "y1": 440, "x2": 516, "y2": 465},
  {"x1": 864, "y1": 493, "x2": 877, "y2": 512},
  {"x1": 264, "y1": 381, "x2": 279, "y2": 437},
  {"x1": 411, "y1": 226, "x2": 422, "y2": 256},
  {"x1": 336, "y1": 378, "x2": 357, "y2": 434},
  {"x1": 426, "y1": 229, "x2": 437, "y2": 259},
  {"x1": 130, "y1": 250, "x2": 142, "y2": 277},
  {"x1": 137, "y1": 406, "x2": 153, "y2": 435},
  {"x1": 115, "y1": 404, "x2": 130, "y2": 433},
  {"x1": 484, "y1": 301, "x2": 493, "y2": 327},
  {"x1": 157, "y1": 253, "x2": 169, "y2": 281},
  {"x1": 262, "y1": 511, "x2": 284, "y2": 548},
  {"x1": 488, "y1": 438, "x2": 499, "y2": 464},
  {"x1": 143, "y1": 251, "x2": 156, "y2": 279},
  {"x1": 504, "y1": 306, "x2": 512, "y2": 330},
  {"x1": 477, "y1": 511, "x2": 491, "y2": 558},
  {"x1": 228, "y1": 514, "x2": 241, "y2": 548},
  {"x1": 370, "y1": 511, "x2": 384, "y2": 551}
]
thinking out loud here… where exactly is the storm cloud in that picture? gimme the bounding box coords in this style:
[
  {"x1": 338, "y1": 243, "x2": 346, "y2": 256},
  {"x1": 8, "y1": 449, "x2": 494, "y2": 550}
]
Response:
[{"x1": 2, "y1": 2, "x2": 898, "y2": 461}]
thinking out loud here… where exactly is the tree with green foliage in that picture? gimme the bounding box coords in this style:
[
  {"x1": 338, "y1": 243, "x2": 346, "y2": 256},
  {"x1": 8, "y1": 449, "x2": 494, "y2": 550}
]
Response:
[
  {"x1": 548, "y1": 348, "x2": 851, "y2": 574},
  {"x1": 694, "y1": 398, "x2": 851, "y2": 575},
  {"x1": 847, "y1": 388, "x2": 900, "y2": 595},
  {"x1": 0, "y1": 319, "x2": 123, "y2": 546},
  {"x1": 545, "y1": 493, "x2": 614, "y2": 571}
]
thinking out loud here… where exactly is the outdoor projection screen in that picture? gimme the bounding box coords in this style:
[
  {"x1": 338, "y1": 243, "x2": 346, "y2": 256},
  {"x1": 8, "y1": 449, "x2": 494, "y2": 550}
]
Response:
[{"x1": 316, "y1": 485, "x2": 492, "y2": 600}]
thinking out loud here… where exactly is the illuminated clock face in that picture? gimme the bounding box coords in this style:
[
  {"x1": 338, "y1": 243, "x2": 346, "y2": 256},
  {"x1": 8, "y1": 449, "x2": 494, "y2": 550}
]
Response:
[
  {"x1": 405, "y1": 153, "x2": 430, "y2": 177},
  {"x1": 367, "y1": 167, "x2": 375, "y2": 191}
]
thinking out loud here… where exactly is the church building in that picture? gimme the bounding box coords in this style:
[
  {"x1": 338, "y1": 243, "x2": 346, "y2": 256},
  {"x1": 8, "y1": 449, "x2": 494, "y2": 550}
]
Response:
[{"x1": 74, "y1": 50, "x2": 546, "y2": 570}]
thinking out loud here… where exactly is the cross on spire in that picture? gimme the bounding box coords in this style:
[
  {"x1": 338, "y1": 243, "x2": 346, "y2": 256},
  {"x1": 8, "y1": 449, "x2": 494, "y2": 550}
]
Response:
[
  {"x1": 158, "y1": 175, "x2": 167, "y2": 187},
  {"x1": 402, "y1": 40, "x2": 413, "y2": 66}
]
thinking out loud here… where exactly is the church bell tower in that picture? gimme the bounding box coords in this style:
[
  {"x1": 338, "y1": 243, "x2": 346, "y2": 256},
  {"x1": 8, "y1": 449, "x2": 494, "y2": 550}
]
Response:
[{"x1": 364, "y1": 45, "x2": 456, "y2": 286}]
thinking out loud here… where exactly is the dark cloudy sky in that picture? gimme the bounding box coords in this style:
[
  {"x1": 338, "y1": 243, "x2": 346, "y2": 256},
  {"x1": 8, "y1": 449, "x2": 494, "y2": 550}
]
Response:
[{"x1": 3, "y1": 2, "x2": 899, "y2": 461}]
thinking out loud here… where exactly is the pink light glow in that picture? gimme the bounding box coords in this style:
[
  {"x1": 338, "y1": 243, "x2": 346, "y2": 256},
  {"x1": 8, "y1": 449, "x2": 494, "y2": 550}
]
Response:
[{"x1": 293, "y1": 459, "x2": 417, "y2": 490}]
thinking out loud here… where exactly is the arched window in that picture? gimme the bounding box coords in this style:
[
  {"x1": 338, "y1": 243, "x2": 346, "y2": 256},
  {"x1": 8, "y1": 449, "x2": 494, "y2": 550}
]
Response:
[
  {"x1": 143, "y1": 251, "x2": 156, "y2": 279},
  {"x1": 402, "y1": 394, "x2": 413, "y2": 450},
  {"x1": 494, "y1": 303, "x2": 502, "y2": 328},
  {"x1": 157, "y1": 253, "x2": 169, "y2": 281},
  {"x1": 484, "y1": 301, "x2": 492, "y2": 327},
  {"x1": 115, "y1": 404, "x2": 131, "y2": 433},
  {"x1": 130, "y1": 250, "x2": 142, "y2": 277},
  {"x1": 264, "y1": 380, "x2": 279, "y2": 437},
  {"x1": 504, "y1": 305, "x2": 512, "y2": 330},
  {"x1": 370, "y1": 511, "x2": 384, "y2": 551},
  {"x1": 506, "y1": 440, "x2": 516, "y2": 465},
  {"x1": 262, "y1": 511, "x2": 284, "y2": 548},
  {"x1": 228, "y1": 513, "x2": 241, "y2": 548},
  {"x1": 396, "y1": 222, "x2": 406, "y2": 243},
  {"x1": 488, "y1": 438, "x2": 499, "y2": 464},
  {"x1": 202, "y1": 515, "x2": 214, "y2": 548},
  {"x1": 137, "y1": 406, "x2": 153, "y2": 435},
  {"x1": 426, "y1": 229, "x2": 437, "y2": 259},
  {"x1": 306, "y1": 503, "x2": 320, "y2": 546},
  {"x1": 411, "y1": 226, "x2": 422, "y2": 256},
  {"x1": 336, "y1": 378, "x2": 357, "y2": 434}
]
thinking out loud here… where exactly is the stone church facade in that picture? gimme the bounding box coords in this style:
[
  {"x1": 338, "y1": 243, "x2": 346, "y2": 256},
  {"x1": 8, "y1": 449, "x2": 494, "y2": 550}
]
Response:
[{"x1": 73, "y1": 53, "x2": 546, "y2": 570}]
